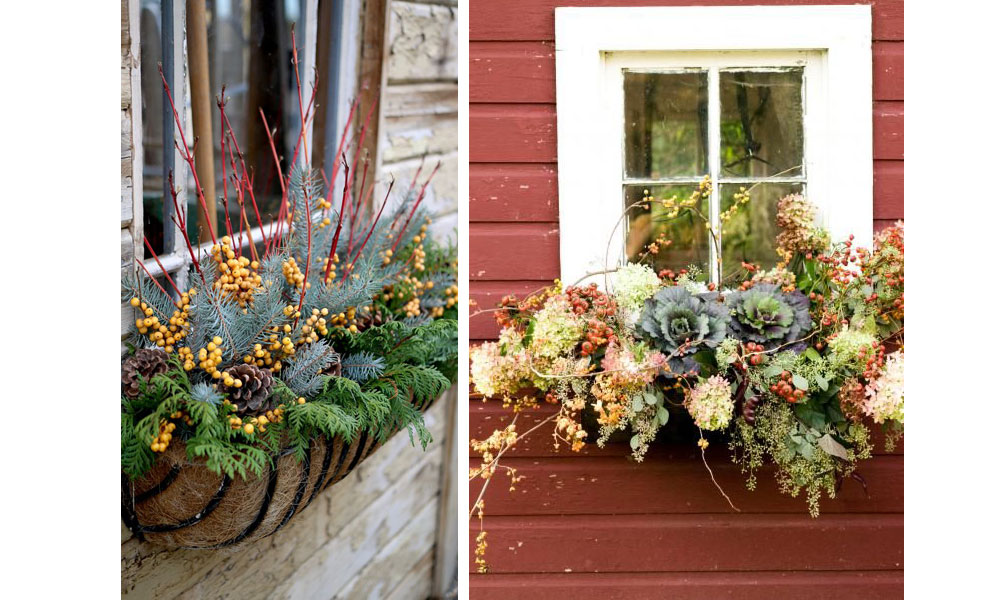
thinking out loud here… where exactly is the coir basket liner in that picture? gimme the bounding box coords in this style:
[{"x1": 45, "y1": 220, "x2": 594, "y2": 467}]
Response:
[{"x1": 122, "y1": 393, "x2": 438, "y2": 549}]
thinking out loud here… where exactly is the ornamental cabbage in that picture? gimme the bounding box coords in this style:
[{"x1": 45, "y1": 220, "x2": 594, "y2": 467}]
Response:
[
  {"x1": 726, "y1": 284, "x2": 811, "y2": 351},
  {"x1": 635, "y1": 286, "x2": 729, "y2": 375}
]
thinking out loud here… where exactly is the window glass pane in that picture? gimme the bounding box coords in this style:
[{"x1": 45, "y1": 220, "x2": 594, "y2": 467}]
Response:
[
  {"x1": 140, "y1": 0, "x2": 309, "y2": 258},
  {"x1": 719, "y1": 69, "x2": 803, "y2": 178},
  {"x1": 719, "y1": 182, "x2": 803, "y2": 285},
  {"x1": 207, "y1": 0, "x2": 306, "y2": 225},
  {"x1": 624, "y1": 184, "x2": 710, "y2": 276},
  {"x1": 139, "y1": 2, "x2": 165, "y2": 257},
  {"x1": 623, "y1": 71, "x2": 708, "y2": 179}
]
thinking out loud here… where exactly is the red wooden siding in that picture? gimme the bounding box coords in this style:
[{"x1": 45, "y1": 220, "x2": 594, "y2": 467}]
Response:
[{"x1": 469, "y1": 1, "x2": 904, "y2": 597}]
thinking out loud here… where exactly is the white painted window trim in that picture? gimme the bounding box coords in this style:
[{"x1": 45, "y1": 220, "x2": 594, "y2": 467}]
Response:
[{"x1": 554, "y1": 5, "x2": 873, "y2": 288}]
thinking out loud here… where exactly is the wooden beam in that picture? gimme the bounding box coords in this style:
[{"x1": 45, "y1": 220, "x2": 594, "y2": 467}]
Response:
[
  {"x1": 432, "y1": 386, "x2": 459, "y2": 598},
  {"x1": 185, "y1": 0, "x2": 217, "y2": 244},
  {"x1": 354, "y1": 0, "x2": 391, "y2": 212}
]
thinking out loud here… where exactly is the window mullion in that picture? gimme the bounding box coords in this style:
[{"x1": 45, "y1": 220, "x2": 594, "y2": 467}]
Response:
[{"x1": 707, "y1": 66, "x2": 721, "y2": 285}]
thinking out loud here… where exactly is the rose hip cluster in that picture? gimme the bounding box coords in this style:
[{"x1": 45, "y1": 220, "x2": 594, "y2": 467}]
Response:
[
  {"x1": 770, "y1": 370, "x2": 805, "y2": 403},
  {"x1": 744, "y1": 341, "x2": 766, "y2": 365},
  {"x1": 565, "y1": 284, "x2": 619, "y2": 358}
]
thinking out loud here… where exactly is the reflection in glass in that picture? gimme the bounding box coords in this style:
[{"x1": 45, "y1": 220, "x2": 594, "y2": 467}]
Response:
[
  {"x1": 719, "y1": 183, "x2": 803, "y2": 285},
  {"x1": 719, "y1": 69, "x2": 803, "y2": 178},
  {"x1": 139, "y1": 0, "x2": 309, "y2": 256},
  {"x1": 624, "y1": 184, "x2": 710, "y2": 275},
  {"x1": 623, "y1": 71, "x2": 708, "y2": 179}
]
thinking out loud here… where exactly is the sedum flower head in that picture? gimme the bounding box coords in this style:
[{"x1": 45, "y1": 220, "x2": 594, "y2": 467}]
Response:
[
  {"x1": 635, "y1": 286, "x2": 729, "y2": 375},
  {"x1": 686, "y1": 375, "x2": 734, "y2": 431},
  {"x1": 726, "y1": 284, "x2": 811, "y2": 351},
  {"x1": 865, "y1": 350, "x2": 904, "y2": 424},
  {"x1": 612, "y1": 263, "x2": 662, "y2": 314}
]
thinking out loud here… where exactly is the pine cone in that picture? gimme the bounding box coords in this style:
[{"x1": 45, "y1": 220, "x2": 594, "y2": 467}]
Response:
[
  {"x1": 355, "y1": 306, "x2": 387, "y2": 331},
  {"x1": 122, "y1": 348, "x2": 169, "y2": 399},
  {"x1": 218, "y1": 364, "x2": 274, "y2": 415},
  {"x1": 322, "y1": 352, "x2": 343, "y2": 378}
]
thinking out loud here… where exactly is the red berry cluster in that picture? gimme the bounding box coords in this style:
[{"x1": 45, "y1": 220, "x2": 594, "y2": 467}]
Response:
[
  {"x1": 769, "y1": 371, "x2": 805, "y2": 403},
  {"x1": 862, "y1": 341, "x2": 886, "y2": 381},
  {"x1": 565, "y1": 283, "x2": 617, "y2": 318},
  {"x1": 657, "y1": 268, "x2": 687, "y2": 283},
  {"x1": 744, "y1": 341, "x2": 766, "y2": 366},
  {"x1": 581, "y1": 317, "x2": 617, "y2": 357},
  {"x1": 565, "y1": 284, "x2": 619, "y2": 358}
]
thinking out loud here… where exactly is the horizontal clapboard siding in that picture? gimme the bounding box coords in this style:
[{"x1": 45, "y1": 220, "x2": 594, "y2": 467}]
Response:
[
  {"x1": 471, "y1": 571, "x2": 905, "y2": 600},
  {"x1": 469, "y1": 0, "x2": 904, "y2": 596},
  {"x1": 470, "y1": 513, "x2": 903, "y2": 572},
  {"x1": 470, "y1": 0, "x2": 903, "y2": 42}
]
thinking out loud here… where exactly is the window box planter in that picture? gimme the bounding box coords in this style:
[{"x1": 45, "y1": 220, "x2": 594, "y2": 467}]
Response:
[{"x1": 122, "y1": 393, "x2": 438, "y2": 549}]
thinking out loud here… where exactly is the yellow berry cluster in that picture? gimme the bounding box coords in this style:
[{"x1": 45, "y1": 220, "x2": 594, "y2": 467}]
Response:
[
  {"x1": 130, "y1": 291, "x2": 193, "y2": 354},
  {"x1": 242, "y1": 337, "x2": 286, "y2": 372},
  {"x1": 183, "y1": 336, "x2": 224, "y2": 378},
  {"x1": 319, "y1": 253, "x2": 340, "y2": 283},
  {"x1": 403, "y1": 297, "x2": 421, "y2": 318},
  {"x1": 211, "y1": 236, "x2": 262, "y2": 306},
  {"x1": 718, "y1": 186, "x2": 751, "y2": 236},
  {"x1": 299, "y1": 308, "x2": 331, "y2": 343},
  {"x1": 282, "y1": 256, "x2": 308, "y2": 290},
  {"x1": 228, "y1": 407, "x2": 285, "y2": 434},
  {"x1": 327, "y1": 306, "x2": 359, "y2": 333},
  {"x1": 150, "y1": 417, "x2": 178, "y2": 453}
]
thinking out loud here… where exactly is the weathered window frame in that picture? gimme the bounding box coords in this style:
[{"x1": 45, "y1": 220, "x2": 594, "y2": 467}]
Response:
[
  {"x1": 554, "y1": 5, "x2": 873, "y2": 287},
  {"x1": 135, "y1": 0, "x2": 359, "y2": 284}
]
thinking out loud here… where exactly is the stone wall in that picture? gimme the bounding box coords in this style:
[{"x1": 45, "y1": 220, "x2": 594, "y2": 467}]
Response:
[{"x1": 379, "y1": 0, "x2": 458, "y2": 243}]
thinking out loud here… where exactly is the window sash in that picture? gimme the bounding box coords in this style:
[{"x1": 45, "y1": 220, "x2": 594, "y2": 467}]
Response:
[{"x1": 607, "y1": 51, "x2": 819, "y2": 284}]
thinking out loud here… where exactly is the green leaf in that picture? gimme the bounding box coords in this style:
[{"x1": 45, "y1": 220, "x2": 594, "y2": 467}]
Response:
[
  {"x1": 763, "y1": 364, "x2": 783, "y2": 378},
  {"x1": 632, "y1": 396, "x2": 644, "y2": 412},
  {"x1": 804, "y1": 347, "x2": 822, "y2": 362},
  {"x1": 630, "y1": 435, "x2": 640, "y2": 450},
  {"x1": 657, "y1": 406, "x2": 670, "y2": 425},
  {"x1": 644, "y1": 391, "x2": 658, "y2": 405},
  {"x1": 814, "y1": 374, "x2": 829, "y2": 391},
  {"x1": 792, "y1": 374, "x2": 810, "y2": 390},
  {"x1": 794, "y1": 404, "x2": 827, "y2": 431}
]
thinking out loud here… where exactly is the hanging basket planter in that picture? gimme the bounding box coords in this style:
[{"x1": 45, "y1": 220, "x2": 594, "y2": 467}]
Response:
[{"x1": 122, "y1": 394, "x2": 438, "y2": 549}]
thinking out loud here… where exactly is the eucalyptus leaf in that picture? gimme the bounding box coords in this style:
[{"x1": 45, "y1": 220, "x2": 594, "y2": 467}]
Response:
[
  {"x1": 792, "y1": 374, "x2": 810, "y2": 390},
  {"x1": 630, "y1": 435, "x2": 640, "y2": 450},
  {"x1": 657, "y1": 406, "x2": 670, "y2": 425},
  {"x1": 814, "y1": 374, "x2": 829, "y2": 391},
  {"x1": 644, "y1": 392, "x2": 658, "y2": 405},
  {"x1": 763, "y1": 364, "x2": 783, "y2": 378},
  {"x1": 797, "y1": 442, "x2": 815, "y2": 459},
  {"x1": 818, "y1": 434, "x2": 849, "y2": 460},
  {"x1": 632, "y1": 396, "x2": 644, "y2": 412}
]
